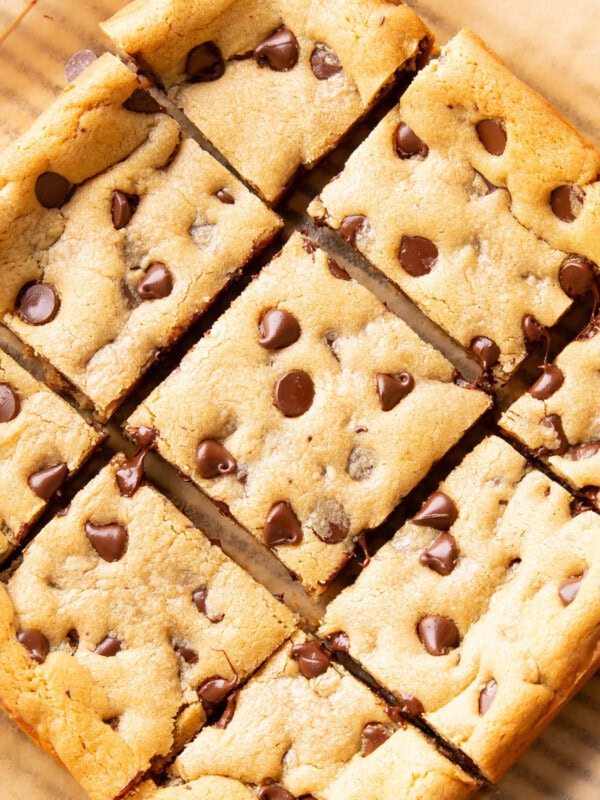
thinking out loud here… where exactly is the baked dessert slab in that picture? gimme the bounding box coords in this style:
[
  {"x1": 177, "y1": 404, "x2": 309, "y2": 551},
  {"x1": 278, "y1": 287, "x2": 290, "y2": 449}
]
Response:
[
  {"x1": 320, "y1": 435, "x2": 600, "y2": 782},
  {"x1": 500, "y1": 331, "x2": 600, "y2": 495},
  {"x1": 0, "y1": 53, "x2": 281, "y2": 420},
  {"x1": 128, "y1": 232, "x2": 490, "y2": 595},
  {"x1": 101, "y1": 0, "x2": 433, "y2": 204},
  {"x1": 309, "y1": 28, "x2": 600, "y2": 380},
  {"x1": 0, "y1": 458, "x2": 294, "y2": 800},
  {"x1": 0, "y1": 348, "x2": 101, "y2": 563}
]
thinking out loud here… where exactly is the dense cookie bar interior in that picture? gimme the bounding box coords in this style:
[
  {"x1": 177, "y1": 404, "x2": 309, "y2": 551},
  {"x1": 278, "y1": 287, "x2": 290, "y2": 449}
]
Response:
[
  {"x1": 309, "y1": 28, "x2": 600, "y2": 380},
  {"x1": 0, "y1": 348, "x2": 101, "y2": 563},
  {"x1": 0, "y1": 459, "x2": 293, "y2": 800},
  {"x1": 320, "y1": 435, "x2": 600, "y2": 781},
  {"x1": 102, "y1": 0, "x2": 432, "y2": 202},
  {"x1": 128, "y1": 232, "x2": 490, "y2": 595},
  {"x1": 0, "y1": 53, "x2": 281, "y2": 419}
]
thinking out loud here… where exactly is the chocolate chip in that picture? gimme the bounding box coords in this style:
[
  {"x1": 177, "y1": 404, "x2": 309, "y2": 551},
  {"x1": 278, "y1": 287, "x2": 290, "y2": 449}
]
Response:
[
  {"x1": 347, "y1": 447, "x2": 376, "y2": 481},
  {"x1": 116, "y1": 450, "x2": 149, "y2": 497},
  {"x1": 529, "y1": 364, "x2": 564, "y2": 400},
  {"x1": 0, "y1": 384, "x2": 19, "y2": 423},
  {"x1": 376, "y1": 372, "x2": 415, "y2": 411},
  {"x1": 136, "y1": 263, "x2": 173, "y2": 300},
  {"x1": 307, "y1": 499, "x2": 350, "y2": 544},
  {"x1": 124, "y1": 88, "x2": 162, "y2": 113},
  {"x1": 28, "y1": 463, "x2": 69, "y2": 500},
  {"x1": 254, "y1": 27, "x2": 299, "y2": 71},
  {"x1": 112, "y1": 191, "x2": 138, "y2": 229},
  {"x1": 470, "y1": 336, "x2": 500, "y2": 372},
  {"x1": 399, "y1": 236, "x2": 438, "y2": 276},
  {"x1": 328, "y1": 631, "x2": 350, "y2": 653},
  {"x1": 174, "y1": 643, "x2": 198, "y2": 665},
  {"x1": 385, "y1": 706, "x2": 405, "y2": 726},
  {"x1": 478, "y1": 679, "x2": 497, "y2": 715},
  {"x1": 328, "y1": 257, "x2": 351, "y2": 281},
  {"x1": 215, "y1": 690, "x2": 238, "y2": 729},
  {"x1": 17, "y1": 283, "x2": 60, "y2": 325},
  {"x1": 186, "y1": 42, "x2": 225, "y2": 82},
  {"x1": 310, "y1": 43, "x2": 342, "y2": 80},
  {"x1": 95, "y1": 636, "x2": 122, "y2": 657},
  {"x1": 129, "y1": 426, "x2": 158, "y2": 448},
  {"x1": 362, "y1": 723, "x2": 392, "y2": 756},
  {"x1": 65, "y1": 49, "x2": 98, "y2": 82},
  {"x1": 572, "y1": 442, "x2": 600, "y2": 461},
  {"x1": 291, "y1": 641, "x2": 331, "y2": 678},
  {"x1": 35, "y1": 172, "x2": 73, "y2": 208},
  {"x1": 541, "y1": 414, "x2": 569, "y2": 456},
  {"x1": 417, "y1": 615, "x2": 460, "y2": 656},
  {"x1": 85, "y1": 521, "x2": 128, "y2": 562},
  {"x1": 411, "y1": 491, "x2": 458, "y2": 531},
  {"x1": 257, "y1": 787, "x2": 296, "y2": 800},
  {"x1": 192, "y1": 588, "x2": 224, "y2": 623},
  {"x1": 419, "y1": 533, "x2": 459, "y2": 576},
  {"x1": 476, "y1": 119, "x2": 507, "y2": 156},
  {"x1": 551, "y1": 185, "x2": 584, "y2": 223},
  {"x1": 17, "y1": 630, "x2": 49, "y2": 663},
  {"x1": 339, "y1": 214, "x2": 368, "y2": 245},
  {"x1": 259, "y1": 309, "x2": 301, "y2": 349},
  {"x1": 274, "y1": 370, "x2": 314, "y2": 417},
  {"x1": 559, "y1": 570, "x2": 588, "y2": 606},
  {"x1": 559, "y1": 256, "x2": 597, "y2": 297},
  {"x1": 196, "y1": 440, "x2": 237, "y2": 479},
  {"x1": 66, "y1": 629, "x2": 79, "y2": 650},
  {"x1": 215, "y1": 188, "x2": 235, "y2": 204},
  {"x1": 394, "y1": 123, "x2": 428, "y2": 159},
  {"x1": 264, "y1": 502, "x2": 303, "y2": 547},
  {"x1": 522, "y1": 315, "x2": 549, "y2": 343},
  {"x1": 302, "y1": 238, "x2": 316, "y2": 255},
  {"x1": 400, "y1": 693, "x2": 424, "y2": 716},
  {"x1": 198, "y1": 672, "x2": 237, "y2": 710}
]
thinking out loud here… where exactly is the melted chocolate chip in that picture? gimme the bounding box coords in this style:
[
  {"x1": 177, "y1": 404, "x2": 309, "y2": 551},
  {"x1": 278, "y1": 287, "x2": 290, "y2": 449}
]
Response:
[
  {"x1": 17, "y1": 629, "x2": 49, "y2": 663},
  {"x1": 186, "y1": 42, "x2": 225, "y2": 82},
  {"x1": 399, "y1": 236, "x2": 438, "y2": 276},
  {"x1": 328, "y1": 631, "x2": 350, "y2": 653},
  {"x1": 479, "y1": 679, "x2": 498, "y2": 715},
  {"x1": 529, "y1": 364, "x2": 564, "y2": 400},
  {"x1": 339, "y1": 214, "x2": 368, "y2": 245},
  {"x1": 310, "y1": 43, "x2": 342, "y2": 80},
  {"x1": 35, "y1": 172, "x2": 73, "y2": 208},
  {"x1": 522, "y1": 315, "x2": 549, "y2": 344},
  {"x1": 65, "y1": 49, "x2": 98, "y2": 82},
  {"x1": 307, "y1": 499, "x2": 350, "y2": 544},
  {"x1": 412, "y1": 491, "x2": 458, "y2": 531},
  {"x1": 85, "y1": 521, "x2": 128, "y2": 562},
  {"x1": 559, "y1": 256, "x2": 597, "y2": 298},
  {"x1": 95, "y1": 636, "x2": 122, "y2": 657},
  {"x1": 192, "y1": 588, "x2": 224, "y2": 623},
  {"x1": 17, "y1": 283, "x2": 60, "y2": 325},
  {"x1": 559, "y1": 570, "x2": 588, "y2": 606},
  {"x1": 376, "y1": 372, "x2": 415, "y2": 411},
  {"x1": 274, "y1": 370, "x2": 314, "y2": 417},
  {"x1": 254, "y1": 27, "x2": 299, "y2": 71},
  {"x1": 136, "y1": 263, "x2": 173, "y2": 299},
  {"x1": 215, "y1": 188, "x2": 235, "y2": 204},
  {"x1": 129, "y1": 426, "x2": 158, "y2": 448},
  {"x1": 196, "y1": 440, "x2": 237, "y2": 479},
  {"x1": 551, "y1": 185, "x2": 584, "y2": 223},
  {"x1": 198, "y1": 672, "x2": 237, "y2": 711},
  {"x1": 0, "y1": 384, "x2": 20, "y2": 423},
  {"x1": 417, "y1": 615, "x2": 460, "y2": 656},
  {"x1": 116, "y1": 449, "x2": 150, "y2": 497},
  {"x1": 259, "y1": 309, "x2": 301, "y2": 349},
  {"x1": 419, "y1": 532, "x2": 459, "y2": 576},
  {"x1": 175, "y1": 643, "x2": 198, "y2": 665},
  {"x1": 400, "y1": 693, "x2": 424, "y2": 716},
  {"x1": 470, "y1": 336, "x2": 500, "y2": 372},
  {"x1": 111, "y1": 190, "x2": 138, "y2": 229},
  {"x1": 476, "y1": 119, "x2": 507, "y2": 156},
  {"x1": 362, "y1": 723, "x2": 392, "y2": 756},
  {"x1": 264, "y1": 502, "x2": 303, "y2": 547},
  {"x1": 291, "y1": 641, "x2": 331, "y2": 678},
  {"x1": 385, "y1": 706, "x2": 405, "y2": 726},
  {"x1": 257, "y1": 787, "x2": 296, "y2": 800},
  {"x1": 572, "y1": 442, "x2": 600, "y2": 461},
  {"x1": 394, "y1": 123, "x2": 429, "y2": 159},
  {"x1": 124, "y1": 88, "x2": 162, "y2": 113},
  {"x1": 540, "y1": 414, "x2": 569, "y2": 456},
  {"x1": 28, "y1": 463, "x2": 69, "y2": 500},
  {"x1": 215, "y1": 690, "x2": 238, "y2": 729},
  {"x1": 328, "y1": 257, "x2": 351, "y2": 281}
]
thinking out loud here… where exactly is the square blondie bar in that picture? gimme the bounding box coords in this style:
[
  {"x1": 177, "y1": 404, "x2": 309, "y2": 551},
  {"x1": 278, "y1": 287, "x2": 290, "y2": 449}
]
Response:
[
  {"x1": 128, "y1": 232, "x2": 490, "y2": 595},
  {"x1": 0, "y1": 53, "x2": 281, "y2": 420},
  {"x1": 102, "y1": 0, "x2": 432, "y2": 203}
]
